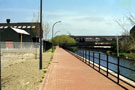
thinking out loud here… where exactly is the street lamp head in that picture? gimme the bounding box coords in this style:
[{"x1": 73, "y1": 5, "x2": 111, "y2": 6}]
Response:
[
  {"x1": 58, "y1": 21, "x2": 62, "y2": 23},
  {"x1": 53, "y1": 21, "x2": 62, "y2": 26},
  {"x1": 52, "y1": 20, "x2": 62, "y2": 52}
]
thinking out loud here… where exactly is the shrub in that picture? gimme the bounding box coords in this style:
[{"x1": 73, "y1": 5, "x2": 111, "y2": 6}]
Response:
[{"x1": 51, "y1": 35, "x2": 77, "y2": 51}]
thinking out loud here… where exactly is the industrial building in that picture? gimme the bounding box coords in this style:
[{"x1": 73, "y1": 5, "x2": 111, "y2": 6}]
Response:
[{"x1": 0, "y1": 20, "x2": 40, "y2": 42}]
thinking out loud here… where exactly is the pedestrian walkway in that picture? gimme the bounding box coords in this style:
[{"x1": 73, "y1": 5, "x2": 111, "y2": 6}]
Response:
[{"x1": 39, "y1": 47, "x2": 133, "y2": 90}]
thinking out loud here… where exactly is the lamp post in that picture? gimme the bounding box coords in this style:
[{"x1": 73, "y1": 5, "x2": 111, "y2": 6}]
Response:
[
  {"x1": 54, "y1": 31, "x2": 60, "y2": 37},
  {"x1": 39, "y1": 0, "x2": 43, "y2": 70},
  {"x1": 0, "y1": 27, "x2": 1, "y2": 90},
  {"x1": 54, "y1": 31, "x2": 60, "y2": 46},
  {"x1": 52, "y1": 21, "x2": 61, "y2": 52}
]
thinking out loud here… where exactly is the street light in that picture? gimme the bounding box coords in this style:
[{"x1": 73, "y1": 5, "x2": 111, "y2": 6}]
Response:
[
  {"x1": 39, "y1": 0, "x2": 43, "y2": 70},
  {"x1": 54, "y1": 31, "x2": 61, "y2": 37},
  {"x1": 0, "y1": 26, "x2": 1, "y2": 90},
  {"x1": 52, "y1": 21, "x2": 61, "y2": 52}
]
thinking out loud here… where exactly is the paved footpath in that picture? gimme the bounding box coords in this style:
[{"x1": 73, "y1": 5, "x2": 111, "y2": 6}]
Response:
[{"x1": 39, "y1": 47, "x2": 133, "y2": 90}]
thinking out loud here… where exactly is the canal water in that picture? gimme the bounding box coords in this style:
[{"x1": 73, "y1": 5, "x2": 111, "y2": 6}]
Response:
[{"x1": 75, "y1": 49, "x2": 135, "y2": 81}]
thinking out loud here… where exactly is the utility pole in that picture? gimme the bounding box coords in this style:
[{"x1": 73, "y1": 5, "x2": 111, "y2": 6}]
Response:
[{"x1": 39, "y1": 0, "x2": 43, "y2": 69}]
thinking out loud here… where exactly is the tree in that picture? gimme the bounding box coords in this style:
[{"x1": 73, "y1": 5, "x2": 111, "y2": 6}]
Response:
[
  {"x1": 52, "y1": 35, "x2": 76, "y2": 45},
  {"x1": 32, "y1": 13, "x2": 50, "y2": 40},
  {"x1": 115, "y1": 14, "x2": 135, "y2": 53},
  {"x1": 52, "y1": 35, "x2": 77, "y2": 51},
  {"x1": 43, "y1": 22, "x2": 50, "y2": 40}
]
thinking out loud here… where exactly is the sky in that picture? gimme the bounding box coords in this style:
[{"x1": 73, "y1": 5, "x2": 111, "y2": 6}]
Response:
[{"x1": 0, "y1": 0, "x2": 135, "y2": 39}]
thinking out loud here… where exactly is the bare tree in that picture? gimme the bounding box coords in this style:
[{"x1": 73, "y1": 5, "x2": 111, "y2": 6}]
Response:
[
  {"x1": 32, "y1": 13, "x2": 50, "y2": 40},
  {"x1": 126, "y1": 14, "x2": 135, "y2": 25},
  {"x1": 43, "y1": 22, "x2": 50, "y2": 40},
  {"x1": 115, "y1": 13, "x2": 135, "y2": 53}
]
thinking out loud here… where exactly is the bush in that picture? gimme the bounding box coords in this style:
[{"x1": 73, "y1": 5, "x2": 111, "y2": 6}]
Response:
[
  {"x1": 51, "y1": 35, "x2": 77, "y2": 51},
  {"x1": 52, "y1": 35, "x2": 76, "y2": 45}
]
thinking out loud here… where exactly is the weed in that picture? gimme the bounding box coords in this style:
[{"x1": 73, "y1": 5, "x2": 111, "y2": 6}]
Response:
[
  {"x1": 40, "y1": 80, "x2": 42, "y2": 83},
  {"x1": 42, "y1": 76, "x2": 44, "y2": 79},
  {"x1": 43, "y1": 70, "x2": 47, "y2": 73}
]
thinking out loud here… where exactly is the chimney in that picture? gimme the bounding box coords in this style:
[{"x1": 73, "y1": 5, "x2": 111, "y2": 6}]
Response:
[{"x1": 6, "y1": 19, "x2": 10, "y2": 23}]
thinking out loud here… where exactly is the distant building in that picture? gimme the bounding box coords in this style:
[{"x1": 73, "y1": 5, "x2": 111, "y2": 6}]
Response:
[
  {"x1": 70, "y1": 35, "x2": 123, "y2": 42},
  {"x1": 130, "y1": 25, "x2": 135, "y2": 37},
  {"x1": 0, "y1": 20, "x2": 40, "y2": 42},
  {"x1": 70, "y1": 35, "x2": 126, "y2": 46}
]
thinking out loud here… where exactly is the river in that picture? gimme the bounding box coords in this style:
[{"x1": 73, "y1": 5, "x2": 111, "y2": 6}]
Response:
[{"x1": 75, "y1": 49, "x2": 135, "y2": 81}]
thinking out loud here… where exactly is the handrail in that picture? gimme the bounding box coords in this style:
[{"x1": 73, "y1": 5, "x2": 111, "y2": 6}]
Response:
[
  {"x1": 66, "y1": 49, "x2": 135, "y2": 88},
  {"x1": 88, "y1": 53, "x2": 135, "y2": 72}
]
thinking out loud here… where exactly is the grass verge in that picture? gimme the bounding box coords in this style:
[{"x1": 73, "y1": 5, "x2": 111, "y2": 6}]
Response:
[{"x1": 1, "y1": 50, "x2": 54, "y2": 90}]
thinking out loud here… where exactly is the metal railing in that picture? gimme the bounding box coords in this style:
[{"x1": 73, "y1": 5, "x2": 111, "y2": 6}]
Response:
[
  {"x1": 0, "y1": 42, "x2": 40, "y2": 89},
  {"x1": 0, "y1": 42, "x2": 40, "y2": 68},
  {"x1": 0, "y1": 42, "x2": 39, "y2": 49},
  {"x1": 0, "y1": 42, "x2": 39, "y2": 53},
  {"x1": 67, "y1": 49, "x2": 135, "y2": 88}
]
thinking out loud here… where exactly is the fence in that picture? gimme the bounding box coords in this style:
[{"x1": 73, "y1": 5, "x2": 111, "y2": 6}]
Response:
[
  {"x1": 1, "y1": 42, "x2": 39, "y2": 52},
  {"x1": 1, "y1": 42, "x2": 39, "y2": 48},
  {"x1": 43, "y1": 41, "x2": 52, "y2": 52},
  {"x1": 67, "y1": 49, "x2": 135, "y2": 88},
  {"x1": 0, "y1": 42, "x2": 44, "y2": 90},
  {"x1": 0, "y1": 42, "x2": 40, "y2": 67}
]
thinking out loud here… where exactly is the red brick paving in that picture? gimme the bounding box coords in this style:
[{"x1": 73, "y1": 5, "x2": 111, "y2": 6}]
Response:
[{"x1": 39, "y1": 47, "x2": 134, "y2": 90}]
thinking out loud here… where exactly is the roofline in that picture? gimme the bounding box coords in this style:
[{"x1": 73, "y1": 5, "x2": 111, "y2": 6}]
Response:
[
  {"x1": 130, "y1": 25, "x2": 135, "y2": 30},
  {"x1": 0, "y1": 22, "x2": 40, "y2": 25}
]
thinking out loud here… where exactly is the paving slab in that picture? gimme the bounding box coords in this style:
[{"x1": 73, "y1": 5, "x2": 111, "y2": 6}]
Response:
[{"x1": 39, "y1": 47, "x2": 133, "y2": 90}]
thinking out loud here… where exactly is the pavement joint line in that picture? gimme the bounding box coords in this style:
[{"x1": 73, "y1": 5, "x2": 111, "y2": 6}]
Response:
[
  {"x1": 39, "y1": 48, "x2": 135, "y2": 90},
  {"x1": 68, "y1": 50, "x2": 135, "y2": 87}
]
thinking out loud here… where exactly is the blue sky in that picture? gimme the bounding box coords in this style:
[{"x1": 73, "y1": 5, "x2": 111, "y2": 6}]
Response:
[{"x1": 0, "y1": 0, "x2": 135, "y2": 38}]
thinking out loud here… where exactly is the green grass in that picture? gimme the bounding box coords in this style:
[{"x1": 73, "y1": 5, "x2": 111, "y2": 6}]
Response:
[
  {"x1": 107, "y1": 51, "x2": 135, "y2": 60},
  {"x1": 43, "y1": 70, "x2": 47, "y2": 73},
  {"x1": 42, "y1": 76, "x2": 44, "y2": 79},
  {"x1": 119, "y1": 52, "x2": 135, "y2": 60},
  {"x1": 38, "y1": 50, "x2": 55, "y2": 84},
  {"x1": 46, "y1": 47, "x2": 56, "y2": 52},
  {"x1": 40, "y1": 80, "x2": 42, "y2": 83},
  {"x1": 50, "y1": 55, "x2": 54, "y2": 61},
  {"x1": 46, "y1": 48, "x2": 52, "y2": 52}
]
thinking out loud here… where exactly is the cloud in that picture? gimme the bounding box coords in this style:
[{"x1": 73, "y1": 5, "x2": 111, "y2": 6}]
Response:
[
  {"x1": 73, "y1": 16, "x2": 105, "y2": 22},
  {"x1": 0, "y1": 8, "x2": 38, "y2": 13},
  {"x1": 45, "y1": 10, "x2": 128, "y2": 37},
  {"x1": 0, "y1": 8, "x2": 131, "y2": 37}
]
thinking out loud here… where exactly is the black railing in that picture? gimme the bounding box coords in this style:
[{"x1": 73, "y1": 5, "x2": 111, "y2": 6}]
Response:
[{"x1": 67, "y1": 49, "x2": 135, "y2": 88}]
